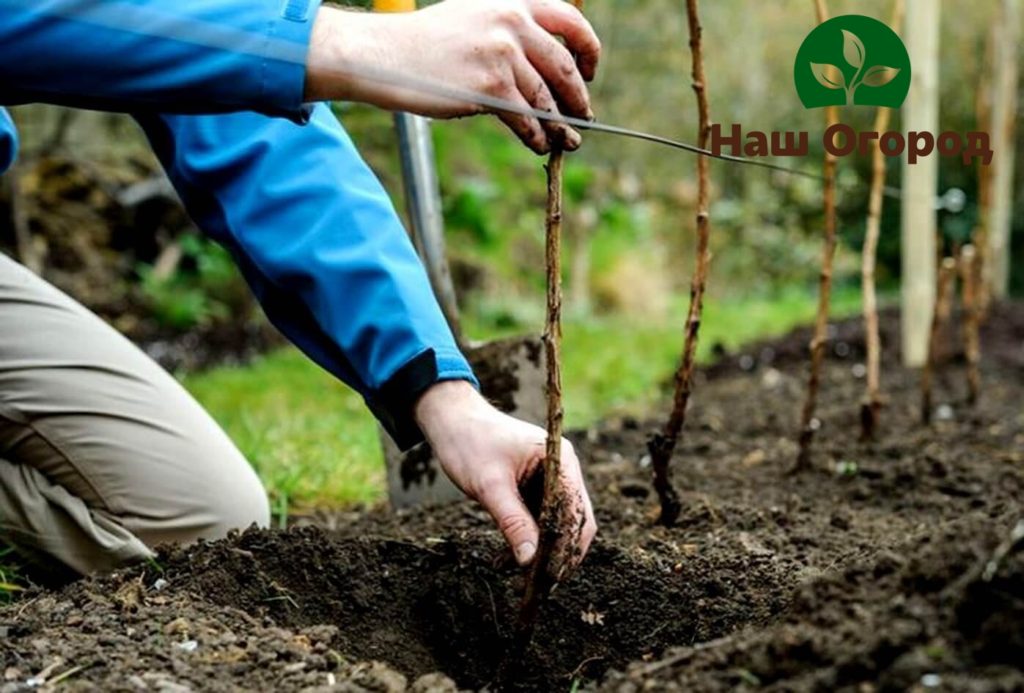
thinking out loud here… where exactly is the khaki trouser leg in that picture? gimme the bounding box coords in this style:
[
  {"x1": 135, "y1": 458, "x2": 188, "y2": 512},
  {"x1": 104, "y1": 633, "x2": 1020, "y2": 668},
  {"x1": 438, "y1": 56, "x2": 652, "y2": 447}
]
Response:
[{"x1": 0, "y1": 252, "x2": 270, "y2": 576}]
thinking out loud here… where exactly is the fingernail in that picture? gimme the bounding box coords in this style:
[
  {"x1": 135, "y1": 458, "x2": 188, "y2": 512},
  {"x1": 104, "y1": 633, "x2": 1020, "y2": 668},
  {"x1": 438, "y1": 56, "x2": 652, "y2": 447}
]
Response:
[{"x1": 515, "y1": 541, "x2": 537, "y2": 565}]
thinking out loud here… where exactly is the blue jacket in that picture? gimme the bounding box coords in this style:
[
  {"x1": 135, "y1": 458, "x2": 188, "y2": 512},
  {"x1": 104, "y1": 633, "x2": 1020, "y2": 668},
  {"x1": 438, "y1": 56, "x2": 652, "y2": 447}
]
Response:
[{"x1": 0, "y1": 0, "x2": 477, "y2": 449}]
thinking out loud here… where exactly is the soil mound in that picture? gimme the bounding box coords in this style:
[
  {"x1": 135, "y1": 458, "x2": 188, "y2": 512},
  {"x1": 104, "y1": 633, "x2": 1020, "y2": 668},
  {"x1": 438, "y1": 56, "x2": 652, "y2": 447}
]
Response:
[{"x1": 2, "y1": 303, "x2": 1022, "y2": 691}]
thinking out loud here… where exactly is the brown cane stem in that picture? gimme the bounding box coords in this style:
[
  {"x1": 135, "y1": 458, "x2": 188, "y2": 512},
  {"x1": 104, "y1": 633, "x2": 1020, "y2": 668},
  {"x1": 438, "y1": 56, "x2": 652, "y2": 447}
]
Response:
[
  {"x1": 959, "y1": 245, "x2": 982, "y2": 406},
  {"x1": 796, "y1": 0, "x2": 839, "y2": 471},
  {"x1": 647, "y1": 0, "x2": 712, "y2": 526},
  {"x1": 922, "y1": 257, "x2": 957, "y2": 424},
  {"x1": 859, "y1": 0, "x2": 904, "y2": 440},
  {"x1": 512, "y1": 0, "x2": 583, "y2": 667}
]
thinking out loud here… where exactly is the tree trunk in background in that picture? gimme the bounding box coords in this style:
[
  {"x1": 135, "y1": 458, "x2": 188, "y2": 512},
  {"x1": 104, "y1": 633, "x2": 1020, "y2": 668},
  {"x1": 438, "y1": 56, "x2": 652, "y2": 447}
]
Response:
[
  {"x1": 567, "y1": 206, "x2": 595, "y2": 312},
  {"x1": 901, "y1": 0, "x2": 940, "y2": 367},
  {"x1": 988, "y1": 0, "x2": 1020, "y2": 299},
  {"x1": 975, "y1": 24, "x2": 996, "y2": 316}
]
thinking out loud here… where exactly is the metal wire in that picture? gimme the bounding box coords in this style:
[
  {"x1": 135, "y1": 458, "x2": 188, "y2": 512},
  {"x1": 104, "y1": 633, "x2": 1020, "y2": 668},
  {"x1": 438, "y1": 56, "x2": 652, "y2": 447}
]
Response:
[{"x1": 9, "y1": 0, "x2": 915, "y2": 198}]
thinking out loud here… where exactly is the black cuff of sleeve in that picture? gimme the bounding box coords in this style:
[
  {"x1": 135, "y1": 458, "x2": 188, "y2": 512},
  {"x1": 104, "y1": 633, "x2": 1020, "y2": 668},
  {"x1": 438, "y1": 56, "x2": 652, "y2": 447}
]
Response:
[
  {"x1": 291, "y1": 103, "x2": 315, "y2": 125},
  {"x1": 368, "y1": 349, "x2": 440, "y2": 452}
]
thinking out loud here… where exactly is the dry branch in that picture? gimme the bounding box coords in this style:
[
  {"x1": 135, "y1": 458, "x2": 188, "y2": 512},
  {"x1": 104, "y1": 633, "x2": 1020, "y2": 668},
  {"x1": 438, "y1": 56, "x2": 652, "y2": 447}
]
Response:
[
  {"x1": 647, "y1": 0, "x2": 712, "y2": 527},
  {"x1": 796, "y1": 0, "x2": 839, "y2": 470},
  {"x1": 921, "y1": 257, "x2": 957, "y2": 424},
  {"x1": 859, "y1": 0, "x2": 904, "y2": 441},
  {"x1": 959, "y1": 244, "x2": 982, "y2": 406},
  {"x1": 943, "y1": 519, "x2": 1024, "y2": 600}
]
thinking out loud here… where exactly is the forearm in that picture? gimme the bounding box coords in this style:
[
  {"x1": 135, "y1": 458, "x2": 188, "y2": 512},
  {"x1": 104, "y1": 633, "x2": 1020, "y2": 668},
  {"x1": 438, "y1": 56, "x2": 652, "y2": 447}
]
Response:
[
  {"x1": 305, "y1": 7, "x2": 406, "y2": 108},
  {"x1": 0, "y1": 0, "x2": 320, "y2": 120},
  {"x1": 135, "y1": 104, "x2": 477, "y2": 448}
]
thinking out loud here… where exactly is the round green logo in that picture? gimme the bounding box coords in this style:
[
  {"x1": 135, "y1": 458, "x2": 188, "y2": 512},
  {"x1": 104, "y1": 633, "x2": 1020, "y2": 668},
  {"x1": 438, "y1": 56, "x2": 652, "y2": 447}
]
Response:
[{"x1": 794, "y1": 14, "x2": 911, "y2": 109}]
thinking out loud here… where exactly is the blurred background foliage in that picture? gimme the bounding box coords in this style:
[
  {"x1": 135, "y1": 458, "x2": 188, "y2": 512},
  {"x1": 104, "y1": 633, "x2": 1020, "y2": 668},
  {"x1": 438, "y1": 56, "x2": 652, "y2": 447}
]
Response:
[
  {"x1": 4, "y1": 0, "x2": 1019, "y2": 332},
  {"x1": 0, "y1": 0, "x2": 1020, "y2": 511}
]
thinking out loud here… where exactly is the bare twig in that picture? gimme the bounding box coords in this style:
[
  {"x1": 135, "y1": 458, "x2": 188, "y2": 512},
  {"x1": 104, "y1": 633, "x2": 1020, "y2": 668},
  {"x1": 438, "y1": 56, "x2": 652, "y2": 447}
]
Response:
[
  {"x1": 796, "y1": 0, "x2": 839, "y2": 470},
  {"x1": 647, "y1": 0, "x2": 712, "y2": 527},
  {"x1": 860, "y1": 105, "x2": 891, "y2": 440},
  {"x1": 516, "y1": 148, "x2": 566, "y2": 640},
  {"x1": 514, "y1": 0, "x2": 584, "y2": 661},
  {"x1": 942, "y1": 519, "x2": 1024, "y2": 600},
  {"x1": 859, "y1": 0, "x2": 904, "y2": 441},
  {"x1": 959, "y1": 244, "x2": 982, "y2": 406},
  {"x1": 630, "y1": 634, "x2": 736, "y2": 677},
  {"x1": 921, "y1": 257, "x2": 957, "y2": 424}
]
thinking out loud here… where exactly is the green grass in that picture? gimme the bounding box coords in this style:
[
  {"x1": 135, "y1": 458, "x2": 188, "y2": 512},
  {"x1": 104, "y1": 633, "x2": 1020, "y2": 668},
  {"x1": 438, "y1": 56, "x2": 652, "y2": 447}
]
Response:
[
  {"x1": 0, "y1": 546, "x2": 25, "y2": 602},
  {"x1": 182, "y1": 286, "x2": 865, "y2": 514},
  {"x1": 181, "y1": 350, "x2": 383, "y2": 515},
  {"x1": 556, "y1": 286, "x2": 864, "y2": 425}
]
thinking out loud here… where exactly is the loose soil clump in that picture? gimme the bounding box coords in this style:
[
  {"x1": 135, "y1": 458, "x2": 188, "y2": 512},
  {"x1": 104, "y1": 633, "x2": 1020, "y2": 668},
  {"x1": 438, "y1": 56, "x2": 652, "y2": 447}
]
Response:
[{"x1": 2, "y1": 305, "x2": 1022, "y2": 692}]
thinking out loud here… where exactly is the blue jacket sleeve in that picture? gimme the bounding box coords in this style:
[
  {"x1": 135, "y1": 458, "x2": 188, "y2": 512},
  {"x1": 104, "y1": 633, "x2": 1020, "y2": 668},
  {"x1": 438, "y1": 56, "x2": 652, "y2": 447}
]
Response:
[
  {"x1": 134, "y1": 104, "x2": 478, "y2": 449},
  {"x1": 0, "y1": 0, "x2": 320, "y2": 122},
  {"x1": 0, "y1": 109, "x2": 17, "y2": 172}
]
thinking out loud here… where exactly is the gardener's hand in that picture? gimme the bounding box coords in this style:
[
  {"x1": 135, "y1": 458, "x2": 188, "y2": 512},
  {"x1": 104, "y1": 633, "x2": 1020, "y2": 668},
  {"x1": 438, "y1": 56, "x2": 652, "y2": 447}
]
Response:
[
  {"x1": 306, "y1": 0, "x2": 601, "y2": 154},
  {"x1": 415, "y1": 380, "x2": 597, "y2": 579}
]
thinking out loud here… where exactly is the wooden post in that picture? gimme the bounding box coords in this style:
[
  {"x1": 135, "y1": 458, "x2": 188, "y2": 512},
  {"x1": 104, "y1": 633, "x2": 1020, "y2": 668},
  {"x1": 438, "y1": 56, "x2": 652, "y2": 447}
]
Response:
[
  {"x1": 900, "y1": 0, "x2": 941, "y2": 366},
  {"x1": 988, "y1": 0, "x2": 1020, "y2": 298},
  {"x1": 975, "y1": 25, "x2": 997, "y2": 316}
]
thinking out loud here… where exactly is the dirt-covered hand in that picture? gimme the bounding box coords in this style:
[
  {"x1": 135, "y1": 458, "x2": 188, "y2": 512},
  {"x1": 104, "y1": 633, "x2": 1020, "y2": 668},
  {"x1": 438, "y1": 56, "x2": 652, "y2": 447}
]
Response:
[
  {"x1": 306, "y1": 0, "x2": 601, "y2": 154},
  {"x1": 414, "y1": 380, "x2": 597, "y2": 579}
]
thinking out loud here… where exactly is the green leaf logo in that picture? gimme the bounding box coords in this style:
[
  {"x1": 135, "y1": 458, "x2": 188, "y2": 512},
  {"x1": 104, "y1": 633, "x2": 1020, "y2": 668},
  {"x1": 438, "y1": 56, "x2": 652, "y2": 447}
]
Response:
[
  {"x1": 842, "y1": 30, "x2": 865, "y2": 69},
  {"x1": 794, "y1": 15, "x2": 911, "y2": 109},
  {"x1": 811, "y1": 63, "x2": 845, "y2": 90},
  {"x1": 861, "y1": 65, "x2": 901, "y2": 87}
]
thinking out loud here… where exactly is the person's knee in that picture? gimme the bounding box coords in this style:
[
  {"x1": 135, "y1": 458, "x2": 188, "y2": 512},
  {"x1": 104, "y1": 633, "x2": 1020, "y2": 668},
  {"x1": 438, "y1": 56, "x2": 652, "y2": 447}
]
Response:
[
  {"x1": 215, "y1": 472, "x2": 271, "y2": 535},
  {"x1": 121, "y1": 440, "x2": 271, "y2": 550},
  {"x1": 189, "y1": 460, "x2": 271, "y2": 540}
]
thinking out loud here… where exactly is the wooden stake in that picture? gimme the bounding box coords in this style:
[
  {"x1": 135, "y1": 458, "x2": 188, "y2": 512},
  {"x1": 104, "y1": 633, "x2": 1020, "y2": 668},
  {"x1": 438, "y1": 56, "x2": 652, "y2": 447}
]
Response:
[
  {"x1": 921, "y1": 257, "x2": 957, "y2": 424},
  {"x1": 988, "y1": 0, "x2": 1020, "y2": 299},
  {"x1": 975, "y1": 24, "x2": 997, "y2": 317},
  {"x1": 796, "y1": 0, "x2": 839, "y2": 470},
  {"x1": 859, "y1": 0, "x2": 904, "y2": 441},
  {"x1": 959, "y1": 244, "x2": 982, "y2": 406},
  {"x1": 900, "y1": 0, "x2": 940, "y2": 367},
  {"x1": 514, "y1": 0, "x2": 583, "y2": 662},
  {"x1": 647, "y1": 0, "x2": 712, "y2": 527}
]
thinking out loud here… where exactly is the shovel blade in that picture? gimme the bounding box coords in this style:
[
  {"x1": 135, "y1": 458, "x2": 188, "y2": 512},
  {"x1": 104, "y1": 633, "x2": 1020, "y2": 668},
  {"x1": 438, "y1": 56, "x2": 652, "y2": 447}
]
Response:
[{"x1": 382, "y1": 335, "x2": 546, "y2": 509}]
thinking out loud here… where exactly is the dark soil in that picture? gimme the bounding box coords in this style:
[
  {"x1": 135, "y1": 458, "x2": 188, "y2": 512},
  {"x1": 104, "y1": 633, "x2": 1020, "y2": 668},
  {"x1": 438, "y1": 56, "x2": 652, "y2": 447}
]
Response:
[{"x1": 2, "y1": 303, "x2": 1022, "y2": 692}]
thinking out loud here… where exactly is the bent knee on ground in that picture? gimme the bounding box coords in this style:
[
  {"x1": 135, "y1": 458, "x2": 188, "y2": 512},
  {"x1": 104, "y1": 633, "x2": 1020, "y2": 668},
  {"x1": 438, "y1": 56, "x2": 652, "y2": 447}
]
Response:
[{"x1": 128, "y1": 442, "x2": 271, "y2": 549}]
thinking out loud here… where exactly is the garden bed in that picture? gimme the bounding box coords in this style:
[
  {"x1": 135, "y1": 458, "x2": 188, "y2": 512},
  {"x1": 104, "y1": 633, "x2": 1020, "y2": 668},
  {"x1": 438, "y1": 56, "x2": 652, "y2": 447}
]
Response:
[{"x1": 2, "y1": 304, "x2": 1022, "y2": 692}]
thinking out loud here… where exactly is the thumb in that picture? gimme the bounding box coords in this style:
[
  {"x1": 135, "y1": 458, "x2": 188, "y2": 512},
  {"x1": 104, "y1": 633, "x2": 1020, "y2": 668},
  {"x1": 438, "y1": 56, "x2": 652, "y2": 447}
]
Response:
[{"x1": 481, "y1": 482, "x2": 540, "y2": 566}]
